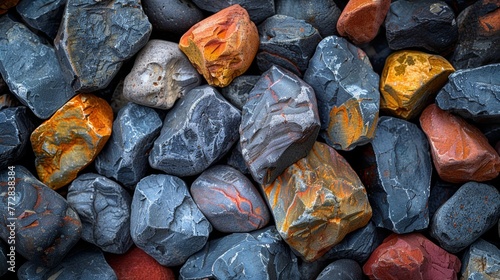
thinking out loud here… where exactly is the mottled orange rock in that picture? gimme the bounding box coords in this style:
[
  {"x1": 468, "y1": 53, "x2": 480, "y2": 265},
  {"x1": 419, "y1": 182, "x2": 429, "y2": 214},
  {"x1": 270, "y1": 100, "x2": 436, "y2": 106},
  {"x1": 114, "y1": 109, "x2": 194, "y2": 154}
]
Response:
[
  {"x1": 263, "y1": 142, "x2": 372, "y2": 262},
  {"x1": 179, "y1": 4, "x2": 259, "y2": 87},
  {"x1": 0, "y1": 0, "x2": 19, "y2": 14},
  {"x1": 420, "y1": 104, "x2": 500, "y2": 183},
  {"x1": 31, "y1": 93, "x2": 113, "y2": 189},
  {"x1": 337, "y1": 0, "x2": 391, "y2": 45},
  {"x1": 380, "y1": 50, "x2": 455, "y2": 120}
]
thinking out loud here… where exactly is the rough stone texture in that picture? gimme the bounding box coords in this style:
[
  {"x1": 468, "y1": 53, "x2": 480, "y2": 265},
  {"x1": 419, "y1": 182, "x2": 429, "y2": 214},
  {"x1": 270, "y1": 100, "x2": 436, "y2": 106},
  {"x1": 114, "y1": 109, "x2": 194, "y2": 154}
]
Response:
[
  {"x1": 191, "y1": 165, "x2": 270, "y2": 233},
  {"x1": 363, "y1": 233, "x2": 461, "y2": 280},
  {"x1": 303, "y1": 35, "x2": 380, "y2": 151},
  {"x1": 431, "y1": 181, "x2": 500, "y2": 253},
  {"x1": 316, "y1": 259, "x2": 363, "y2": 280},
  {"x1": 226, "y1": 141, "x2": 250, "y2": 175},
  {"x1": 149, "y1": 85, "x2": 241, "y2": 177},
  {"x1": 0, "y1": 0, "x2": 19, "y2": 14},
  {"x1": 95, "y1": 102, "x2": 162, "y2": 189},
  {"x1": 179, "y1": 226, "x2": 300, "y2": 280},
  {"x1": 130, "y1": 174, "x2": 212, "y2": 266},
  {"x1": 435, "y1": 63, "x2": 500, "y2": 123},
  {"x1": 461, "y1": 239, "x2": 500, "y2": 280},
  {"x1": 31, "y1": 93, "x2": 113, "y2": 189},
  {"x1": 240, "y1": 65, "x2": 320, "y2": 185},
  {"x1": 380, "y1": 50, "x2": 455, "y2": 120},
  {"x1": 0, "y1": 107, "x2": 34, "y2": 169},
  {"x1": 263, "y1": 141, "x2": 372, "y2": 262},
  {"x1": 123, "y1": 39, "x2": 201, "y2": 110},
  {"x1": 0, "y1": 16, "x2": 76, "y2": 119},
  {"x1": 55, "y1": 0, "x2": 152, "y2": 92},
  {"x1": 179, "y1": 4, "x2": 259, "y2": 87},
  {"x1": 385, "y1": 0, "x2": 458, "y2": 54},
  {"x1": 143, "y1": 0, "x2": 204, "y2": 35},
  {"x1": 192, "y1": 0, "x2": 275, "y2": 23},
  {"x1": 257, "y1": 15, "x2": 322, "y2": 77},
  {"x1": 420, "y1": 104, "x2": 500, "y2": 183},
  {"x1": 337, "y1": 0, "x2": 391, "y2": 45},
  {"x1": 220, "y1": 75, "x2": 259, "y2": 110},
  {"x1": 0, "y1": 166, "x2": 82, "y2": 267},
  {"x1": 16, "y1": 0, "x2": 65, "y2": 39},
  {"x1": 429, "y1": 180, "x2": 459, "y2": 221}
]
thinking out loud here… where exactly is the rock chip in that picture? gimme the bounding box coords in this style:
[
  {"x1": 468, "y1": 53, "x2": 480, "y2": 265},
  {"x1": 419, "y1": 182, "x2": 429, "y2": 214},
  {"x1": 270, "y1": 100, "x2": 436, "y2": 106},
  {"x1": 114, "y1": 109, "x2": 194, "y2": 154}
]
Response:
[
  {"x1": 191, "y1": 0, "x2": 275, "y2": 23},
  {"x1": 142, "y1": 0, "x2": 204, "y2": 35},
  {"x1": 16, "y1": 0, "x2": 65, "y2": 39},
  {"x1": 316, "y1": 259, "x2": 363, "y2": 280},
  {"x1": 0, "y1": 107, "x2": 34, "y2": 169},
  {"x1": 461, "y1": 239, "x2": 500, "y2": 279},
  {"x1": 0, "y1": 0, "x2": 19, "y2": 14},
  {"x1": 220, "y1": 75, "x2": 259, "y2": 110}
]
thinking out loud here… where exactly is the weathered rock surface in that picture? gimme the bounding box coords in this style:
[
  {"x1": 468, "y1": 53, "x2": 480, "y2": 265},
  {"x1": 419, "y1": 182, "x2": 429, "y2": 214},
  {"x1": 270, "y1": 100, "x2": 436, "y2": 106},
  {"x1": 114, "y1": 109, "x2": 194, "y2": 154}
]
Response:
[
  {"x1": 316, "y1": 259, "x2": 363, "y2": 280},
  {"x1": 16, "y1": 0, "x2": 66, "y2": 39},
  {"x1": 142, "y1": 0, "x2": 204, "y2": 35},
  {"x1": 191, "y1": 0, "x2": 275, "y2": 23},
  {"x1": 220, "y1": 75, "x2": 259, "y2": 110},
  {"x1": 461, "y1": 239, "x2": 500, "y2": 280},
  {"x1": 0, "y1": 107, "x2": 34, "y2": 169}
]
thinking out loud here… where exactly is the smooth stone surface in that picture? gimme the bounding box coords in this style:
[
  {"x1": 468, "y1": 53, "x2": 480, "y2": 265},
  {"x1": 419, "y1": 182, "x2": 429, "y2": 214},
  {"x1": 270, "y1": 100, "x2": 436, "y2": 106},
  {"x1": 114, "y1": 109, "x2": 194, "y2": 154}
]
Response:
[
  {"x1": 0, "y1": 107, "x2": 34, "y2": 169},
  {"x1": 431, "y1": 181, "x2": 500, "y2": 253},
  {"x1": 130, "y1": 174, "x2": 212, "y2": 266},
  {"x1": 303, "y1": 35, "x2": 380, "y2": 151},
  {"x1": 191, "y1": 0, "x2": 275, "y2": 23},
  {"x1": 316, "y1": 259, "x2": 363, "y2": 280},
  {"x1": 55, "y1": 0, "x2": 152, "y2": 92},
  {"x1": 16, "y1": 0, "x2": 65, "y2": 39},
  {"x1": 461, "y1": 239, "x2": 500, "y2": 279},
  {"x1": 123, "y1": 39, "x2": 201, "y2": 110},
  {"x1": 226, "y1": 141, "x2": 250, "y2": 175},
  {"x1": 149, "y1": 85, "x2": 241, "y2": 177},
  {"x1": 143, "y1": 0, "x2": 204, "y2": 35},
  {"x1": 220, "y1": 75, "x2": 259, "y2": 110},
  {"x1": 240, "y1": 65, "x2": 320, "y2": 185}
]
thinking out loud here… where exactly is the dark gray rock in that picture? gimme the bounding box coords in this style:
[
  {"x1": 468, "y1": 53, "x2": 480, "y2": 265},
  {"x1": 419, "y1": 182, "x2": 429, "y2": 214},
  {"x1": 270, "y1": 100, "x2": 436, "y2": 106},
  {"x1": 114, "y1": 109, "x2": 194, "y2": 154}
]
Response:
[
  {"x1": 16, "y1": 0, "x2": 65, "y2": 39},
  {"x1": 130, "y1": 174, "x2": 212, "y2": 266},
  {"x1": 479, "y1": 123, "x2": 500, "y2": 147},
  {"x1": 149, "y1": 85, "x2": 241, "y2": 177},
  {"x1": 220, "y1": 75, "x2": 259, "y2": 110},
  {"x1": 461, "y1": 239, "x2": 500, "y2": 279},
  {"x1": 0, "y1": 16, "x2": 76, "y2": 119},
  {"x1": 55, "y1": 0, "x2": 152, "y2": 92},
  {"x1": 0, "y1": 243, "x2": 8, "y2": 277},
  {"x1": 429, "y1": 180, "x2": 459, "y2": 221},
  {"x1": 0, "y1": 107, "x2": 34, "y2": 169},
  {"x1": 191, "y1": 0, "x2": 275, "y2": 23},
  {"x1": 361, "y1": 31, "x2": 394, "y2": 75},
  {"x1": 316, "y1": 259, "x2": 363, "y2": 280},
  {"x1": 143, "y1": 0, "x2": 204, "y2": 35},
  {"x1": 226, "y1": 141, "x2": 250, "y2": 175},
  {"x1": 179, "y1": 226, "x2": 300, "y2": 280},
  {"x1": 431, "y1": 182, "x2": 500, "y2": 253},
  {"x1": 240, "y1": 65, "x2": 320, "y2": 185},
  {"x1": 95, "y1": 102, "x2": 162, "y2": 188}
]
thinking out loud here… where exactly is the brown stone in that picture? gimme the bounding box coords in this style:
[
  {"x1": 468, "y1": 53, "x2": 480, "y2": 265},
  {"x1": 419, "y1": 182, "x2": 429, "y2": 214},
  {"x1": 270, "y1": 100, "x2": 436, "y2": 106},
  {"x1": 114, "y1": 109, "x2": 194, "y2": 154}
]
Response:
[
  {"x1": 380, "y1": 50, "x2": 455, "y2": 120},
  {"x1": 179, "y1": 4, "x2": 259, "y2": 87},
  {"x1": 419, "y1": 104, "x2": 500, "y2": 183},
  {"x1": 0, "y1": 0, "x2": 19, "y2": 14},
  {"x1": 30, "y1": 93, "x2": 113, "y2": 189},
  {"x1": 263, "y1": 141, "x2": 372, "y2": 262}
]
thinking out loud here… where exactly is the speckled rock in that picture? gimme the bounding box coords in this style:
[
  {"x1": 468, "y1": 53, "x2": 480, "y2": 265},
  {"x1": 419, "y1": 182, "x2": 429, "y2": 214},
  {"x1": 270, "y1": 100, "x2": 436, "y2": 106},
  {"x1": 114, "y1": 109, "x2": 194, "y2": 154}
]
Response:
[
  {"x1": 220, "y1": 75, "x2": 259, "y2": 110},
  {"x1": 461, "y1": 239, "x2": 500, "y2": 280},
  {"x1": 16, "y1": 0, "x2": 65, "y2": 39},
  {"x1": 142, "y1": 0, "x2": 204, "y2": 35},
  {"x1": 191, "y1": 0, "x2": 275, "y2": 23},
  {"x1": 316, "y1": 259, "x2": 363, "y2": 280},
  {"x1": 0, "y1": 107, "x2": 34, "y2": 169}
]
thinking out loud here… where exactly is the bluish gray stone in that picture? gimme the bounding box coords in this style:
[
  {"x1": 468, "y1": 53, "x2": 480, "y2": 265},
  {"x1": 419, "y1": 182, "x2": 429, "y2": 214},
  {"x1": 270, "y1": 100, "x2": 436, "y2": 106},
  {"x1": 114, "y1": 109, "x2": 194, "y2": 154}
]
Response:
[
  {"x1": 461, "y1": 239, "x2": 500, "y2": 279},
  {"x1": 16, "y1": 0, "x2": 66, "y2": 39},
  {"x1": 0, "y1": 107, "x2": 34, "y2": 169},
  {"x1": 316, "y1": 259, "x2": 363, "y2": 280},
  {"x1": 429, "y1": 179, "x2": 458, "y2": 221},
  {"x1": 0, "y1": 243, "x2": 8, "y2": 277},
  {"x1": 226, "y1": 141, "x2": 250, "y2": 175},
  {"x1": 143, "y1": 0, "x2": 204, "y2": 35},
  {"x1": 191, "y1": 0, "x2": 275, "y2": 23},
  {"x1": 220, "y1": 75, "x2": 259, "y2": 110}
]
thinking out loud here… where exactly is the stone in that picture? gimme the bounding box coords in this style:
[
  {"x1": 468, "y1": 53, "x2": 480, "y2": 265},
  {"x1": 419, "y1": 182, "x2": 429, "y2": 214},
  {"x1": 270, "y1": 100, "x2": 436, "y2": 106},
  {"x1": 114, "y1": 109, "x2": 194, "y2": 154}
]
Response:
[
  {"x1": 31, "y1": 93, "x2": 113, "y2": 189},
  {"x1": 363, "y1": 233, "x2": 461, "y2": 280},
  {"x1": 55, "y1": 0, "x2": 152, "y2": 92},
  {"x1": 263, "y1": 141, "x2": 372, "y2": 262},
  {"x1": 16, "y1": 0, "x2": 65, "y2": 39},
  {"x1": 179, "y1": 4, "x2": 259, "y2": 87},
  {"x1": 0, "y1": 0, "x2": 19, "y2": 14},
  {"x1": 0, "y1": 166, "x2": 82, "y2": 267},
  {"x1": 257, "y1": 15, "x2": 322, "y2": 77},
  {"x1": 361, "y1": 31, "x2": 394, "y2": 75},
  {"x1": 191, "y1": 0, "x2": 275, "y2": 23},
  {"x1": 0, "y1": 107, "x2": 34, "y2": 169},
  {"x1": 220, "y1": 75, "x2": 259, "y2": 110},
  {"x1": 0, "y1": 243, "x2": 8, "y2": 277},
  {"x1": 142, "y1": 0, "x2": 204, "y2": 35},
  {"x1": 95, "y1": 102, "x2": 162, "y2": 189},
  {"x1": 316, "y1": 259, "x2": 363, "y2": 280},
  {"x1": 435, "y1": 63, "x2": 500, "y2": 123},
  {"x1": 419, "y1": 104, "x2": 500, "y2": 183},
  {"x1": 429, "y1": 179, "x2": 459, "y2": 221},
  {"x1": 123, "y1": 39, "x2": 201, "y2": 110},
  {"x1": 130, "y1": 174, "x2": 212, "y2": 266},
  {"x1": 337, "y1": 0, "x2": 391, "y2": 45},
  {"x1": 384, "y1": 0, "x2": 458, "y2": 54},
  {"x1": 430, "y1": 181, "x2": 500, "y2": 253},
  {"x1": 0, "y1": 16, "x2": 76, "y2": 119},
  {"x1": 380, "y1": 50, "x2": 455, "y2": 120},
  {"x1": 149, "y1": 85, "x2": 241, "y2": 177},
  {"x1": 461, "y1": 239, "x2": 500, "y2": 279},
  {"x1": 226, "y1": 141, "x2": 250, "y2": 174},
  {"x1": 191, "y1": 165, "x2": 271, "y2": 232},
  {"x1": 303, "y1": 35, "x2": 380, "y2": 151},
  {"x1": 240, "y1": 65, "x2": 320, "y2": 185},
  {"x1": 179, "y1": 226, "x2": 300, "y2": 280},
  {"x1": 109, "y1": 80, "x2": 128, "y2": 115}
]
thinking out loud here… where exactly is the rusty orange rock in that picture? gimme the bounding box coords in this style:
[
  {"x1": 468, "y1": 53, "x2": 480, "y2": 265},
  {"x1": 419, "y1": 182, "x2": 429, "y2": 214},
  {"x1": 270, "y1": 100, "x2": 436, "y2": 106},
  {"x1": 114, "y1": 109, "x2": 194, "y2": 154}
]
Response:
[
  {"x1": 263, "y1": 142, "x2": 372, "y2": 262},
  {"x1": 0, "y1": 0, "x2": 19, "y2": 15},
  {"x1": 420, "y1": 104, "x2": 500, "y2": 183},
  {"x1": 30, "y1": 93, "x2": 113, "y2": 189},
  {"x1": 179, "y1": 4, "x2": 259, "y2": 87},
  {"x1": 380, "y1": 50, "x2": 455, "y2": 120}
]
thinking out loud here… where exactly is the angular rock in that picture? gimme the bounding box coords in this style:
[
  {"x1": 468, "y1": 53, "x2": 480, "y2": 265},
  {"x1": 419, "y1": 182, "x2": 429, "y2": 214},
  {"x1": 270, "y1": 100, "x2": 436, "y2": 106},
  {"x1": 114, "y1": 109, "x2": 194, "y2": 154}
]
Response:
[
  {"x1": 0, "y1": 107, "x2": 34, "y2": 169},
  {"x1": 316, "y1": 259, "x2": 363, "y2": 280},
  {"x1": 461, "y1": 239, "x2": 500, "y2": 279},
  {"x1": 430, "y1": 181, "x2": 500, "y2": 253},
  {"x1": 0, "y1": 16, "x2": 76, "y2": 119},
  {"x1": 55, "y1": 0, "x2": 152, "y2": 92},
  {"x1": 16, "y1": 0, "x2": 65, "y2": 39},
  {"x1": 0, "y1": 166, "x2": 82, "y2": 267},
  {"x1": 303, "y1": 36, "x2": 380, "y2": 151},
  {"x1": 380, "y1": 50, "x2": 455, "y2": 120},
  {"x1": 429, "y1": 179, "x2": 459, "y2": 221},
  {"x1": 179, "y1": 4, "x2": 259, "y2": 87},
  {"x1": 226, "y1": 141, "x2": 250, "y2": 174},
  {"x1": 130, "y1": 174, "x2": 212, "y2": 266},
  {"x1": 191, "y1": 165, "x2": 270, "y2": 232},
  {"x1": 420, "y1": 104, "x2": 500, "y2": 183},
  {"x1": 149, "y1": 85, "x2": 241, "y2": 177},
  {"x1": 123, "y1": 39, "x2": 201, "y2": 110},
  {"x1": 0, "y1": 0, "x2": 19, "y2": 14},
  {"x1": 220, "y1": 75, "x2": 259, "y2": 110},
  {"x1": 240, "y1": 65, "x2": 320, "y2": 185},
  {"x1": 191, "y1": 0, "x2": 275, "y2": 23},
  {"x1": 31, "y1": 93, "x2": 113, "y2": 189},
  {"x1": 142, "y1": 0, "x2": 204, "y2": 35},
  {"x1": 263, "y1": 142, "x2": 372, "y2": 261},
  {"x1": 95, "y1": 102, "x2": 162, "y2": 188}
]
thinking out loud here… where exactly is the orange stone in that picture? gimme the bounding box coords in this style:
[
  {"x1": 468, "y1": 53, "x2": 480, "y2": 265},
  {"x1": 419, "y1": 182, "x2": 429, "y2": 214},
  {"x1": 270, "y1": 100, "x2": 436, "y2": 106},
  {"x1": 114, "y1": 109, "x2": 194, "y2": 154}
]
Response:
[
  {"x1": 30, "y1": 93, "x2": 113, "y2": 189},
  {"x1": 179, "y1": 4, "x2": 259, "y2": 87},
  {"x1": 420, "y1": 104, "x2": 500, "y2": 183},
  {"x1": 380, "y1": 50, "x2": 455, "y2": 120},
  {"x1": 263, "y1": 142, "x2": 372, "y2": 262},
  {"x1": 0, "y1": 0, "x2": 19, "y2": 15}
]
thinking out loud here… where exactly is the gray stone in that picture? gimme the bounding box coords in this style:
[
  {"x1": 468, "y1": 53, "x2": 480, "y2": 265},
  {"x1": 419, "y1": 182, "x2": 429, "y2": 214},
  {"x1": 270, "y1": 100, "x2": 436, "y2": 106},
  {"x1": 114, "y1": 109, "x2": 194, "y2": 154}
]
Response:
[
  {"x1": 429, "y1": 180, "x2": 458, "y2": 221},
  {"x1": 0, "y1": 107, "x2": 34, "y2": 169},
  {"x1": 143, "y1": 0, "x2": 204, "y2": 35},
  {"x1": 316, "y1": 259, "x2": 363, "y2": 280},
  {"x1": 220, "y1": 75, "x2": 259, "y2": 110},
  {"x1": 461, "y1": 239, "x2": 500, "y2": 279},
  {"x1": 240, "y1": 65, "x2": 320, "y2": 185},
  {"x1": 0, "y1": 16, "x2": 76, "y2": 119},
  {"x1": 0, "y1": 243, "x2": 7, "y2": 277},
  {"x1": 226, "y1": 141, "x2": 250, "y2": 175},
  {"x1": 130, "y1": 174, "x2": 212, "y2": 266},
  {"x1": 16, "y1": 0, "x2": 65, "y2": 39},
  {"x1": 191, "y1": 0, "x2": 275, "y2": 23},
  {"x1": 149, "y1": 85, "x2": 241, "y2": 177}
]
